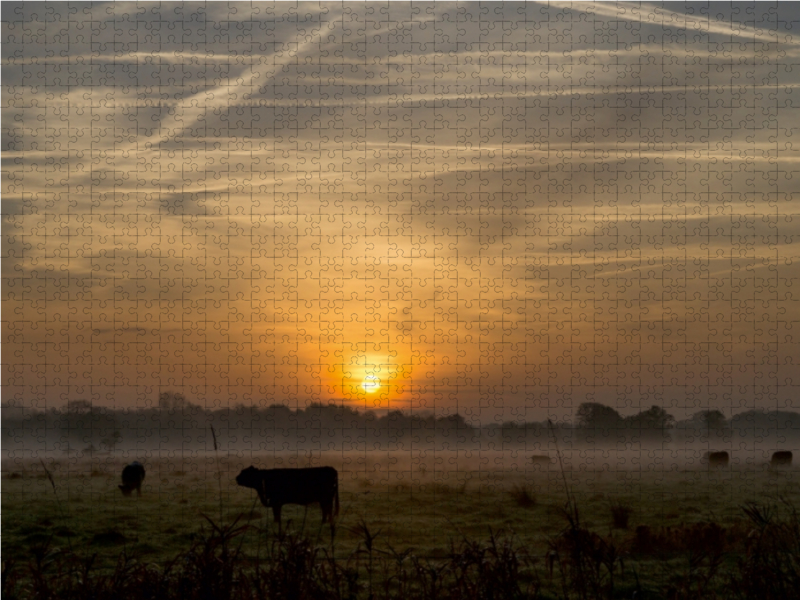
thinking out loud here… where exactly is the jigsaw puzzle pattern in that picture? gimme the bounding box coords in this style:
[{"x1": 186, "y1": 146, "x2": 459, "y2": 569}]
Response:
[{"x1": 3, "y1": 3, "x2": 800, "y2": 490}]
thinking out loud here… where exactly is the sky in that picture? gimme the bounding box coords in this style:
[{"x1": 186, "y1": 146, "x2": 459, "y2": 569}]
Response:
[{"x1": 3, "y1": 2, "x2": 800, "y2": 424}]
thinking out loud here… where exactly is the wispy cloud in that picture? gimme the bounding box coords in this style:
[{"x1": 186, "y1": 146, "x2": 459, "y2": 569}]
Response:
[
  {"x1": 142, "y1": 8, "x2": 344, "y2": 147},
  {"x1": 545, "y1": 1, "x2": 794, "y2": 45},
  {"x1": 3, "y1": 3, "x2": 797, "y2": 417}
]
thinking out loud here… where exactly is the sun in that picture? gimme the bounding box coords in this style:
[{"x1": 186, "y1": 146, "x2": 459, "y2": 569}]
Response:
[{"x1": 362, "y1": 375, "x2": 380, "y2": 393}]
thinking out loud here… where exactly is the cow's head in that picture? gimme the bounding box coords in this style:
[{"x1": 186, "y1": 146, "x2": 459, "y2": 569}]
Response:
[
  {"x1": 236, "y1": 466, "x2": 257, "y2": 485},
  {"x1": 236, "y1": 466, "x2": 263, "y2": 489},
  {"x1": 119, "y1": 484, "x2": 134, "y2": 497},
  {"x1": 236, "y1": 466, "x2": 271, "y2": 505}
]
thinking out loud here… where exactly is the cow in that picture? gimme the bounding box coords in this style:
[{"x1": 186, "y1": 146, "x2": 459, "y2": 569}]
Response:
[
  {"x1": 770, "y1": 451, "x2": 793, "y2": 469},
  {"x1": 119, "y1": 461, "x2": 145, "y2": 497},
  {"x1": 530, "y1": 455, "x2": 552, "y2": 470},
  {"x1": 236, "y1": 466, "x2": 339, "y2": 533},
  {"x1": 705, "y1": 451, "x2": 729, "y2": 469}
]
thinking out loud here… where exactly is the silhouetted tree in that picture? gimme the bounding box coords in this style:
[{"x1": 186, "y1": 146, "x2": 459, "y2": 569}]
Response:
[
  {"x1": 691, "y1": 409, "x2": 727, "y2": 438},
  {"x1": 576, "y1": 403, "x2": 623, "y2": 430},
  {"x1": 67, "y1": 399, "x2": 93, "y2": 414},
  {"x1": 62, "y1": 400, "x2": 97, "y2": 444},
  {"x1": 159, "y1": 391, "x2": 190, "y2": 411},
  {"x1": 100, "y1": 430, "x2": 122, "y2": 452},
  {"x1": 629, "y1": 406, "x2": 675, "y2": 430},
  {"x1": 8, "y1": 398, "x2": 800, "y2": 452},
  {"x1": 625, "y1": 405, "x2": 675, "y2": 439}
]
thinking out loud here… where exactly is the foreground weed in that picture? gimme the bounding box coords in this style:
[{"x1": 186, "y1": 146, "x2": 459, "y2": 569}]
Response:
[
  {"x1": 728, "y1": 497, "x2": 800, "y2": 599},
  {"x1": 547, "y1": 420, "x2": 623, "y2": 600},
  {"x1": 6, "y1": 489, "x2": 799, "y2": 600},
  {"x1": 609, "y1": 500, "x2": 633, "y2": 530},
  {"x1": 509, "y1": 484, "x2": 537, "y2": 509},
  {"x1": 450, "y1": 530, "x2": 540, "y2": 600}
]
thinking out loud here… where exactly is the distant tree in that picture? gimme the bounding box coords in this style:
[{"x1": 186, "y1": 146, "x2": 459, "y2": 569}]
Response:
[
  {"x1": 575, "y1": 403, "x2": 623, "y2": 430},
  {"x1": 260, "y1": 403, "x2": 302, "y2": 438},
  {"x1": 303, "y1": 402, "x2": 347, "y2": 425},
  {"x1": 638, "y1": 406, "x2": 675, "y2": 429},
  {"x1": 729, "y1": 409, "x2": 800, "y2": 439},
  {"x1": 100, "y1": 430, "x2": 122, "y2": 452},
  {"x1": 386, "y1": 410, "x2": 410, "y2": 426},
  {"x1": 626, "y1": 405, "x2": 676, "y2": 438},
  {"x1": 159, "y1": 391, "x2": 189, "y2": 411},
  {"x1": 66, "y1": 399, "x2": 93, "y2": 414},
  {"x1": 336, "y1": 404, "x2": 364, "y2": 429},
  {"x1": 436, "y1": 413, "x2": 470, "y2": 430},
  {"x1": 691, "y1": 409, "x2": 727, "y2": 437},
  {"x1": 62, "y1": 400, "x2": 94, "y2": 442},
  {"x1": 0, "y1": 401, "x2": 25, "y2": 420}
]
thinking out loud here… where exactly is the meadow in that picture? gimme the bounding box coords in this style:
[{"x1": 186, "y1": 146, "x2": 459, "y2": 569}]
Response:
[{"x1": 2, "y1": 451, "x2": 799, "y2": 599}]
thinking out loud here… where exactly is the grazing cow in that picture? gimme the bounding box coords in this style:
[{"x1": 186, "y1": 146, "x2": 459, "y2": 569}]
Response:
[
  {"x1": 705, "y1": 451, "x2": 729, "y2": 469},
  {"x1": 119, "y1": 461, "x2": 145, "y2": 497},
  {"x1": 771, "y1": 451, "x2": 793, "y2": 469},
  {"x1": 530, "y1": 455, "x2": 552, "y2": 470},
  {"x1": 236, "y1": 466, "x2": 339, "y2": 531}
]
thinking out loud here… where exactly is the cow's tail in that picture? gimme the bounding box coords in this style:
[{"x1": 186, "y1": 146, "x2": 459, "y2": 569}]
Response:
[{"x1": 334, "y1": 475, "x2": 340, "y2": 518}]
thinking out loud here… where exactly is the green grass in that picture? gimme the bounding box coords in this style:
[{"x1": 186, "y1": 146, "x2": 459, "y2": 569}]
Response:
[{"x1": 2, "y1": 453, "x2": 799, "y2": 598}]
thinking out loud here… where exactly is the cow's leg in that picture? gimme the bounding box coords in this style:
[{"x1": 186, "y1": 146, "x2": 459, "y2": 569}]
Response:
[
  {"x1": 328, "y1": 503, "x2": 336, "y2": 539},
  {"x1": 271, "y1": 505, "x2": 282, "y2": 536},
  {"x1": 320, "y1": 498, "x2": 334, "y2": 538},
  {"x1": 321, "y1": 499, "x2": 331, "y2": 524}
]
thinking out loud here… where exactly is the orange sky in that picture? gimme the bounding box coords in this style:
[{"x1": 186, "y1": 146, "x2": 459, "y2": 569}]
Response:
[{"x1": 3, "y1": 2, "x2": 800, "y2": 422}]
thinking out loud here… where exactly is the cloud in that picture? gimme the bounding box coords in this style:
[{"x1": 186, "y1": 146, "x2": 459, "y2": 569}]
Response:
[
  {"x1": 3, "y1": 3, "x2": 799, "y2": 417},
  {"x1": 545, "y1": 1, "x2": 797, "y2": 46}
]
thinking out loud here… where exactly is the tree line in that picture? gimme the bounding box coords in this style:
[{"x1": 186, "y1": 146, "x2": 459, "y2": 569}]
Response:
[{"x1": 2, "y1": 393, "x2": 800, "y2": 454}]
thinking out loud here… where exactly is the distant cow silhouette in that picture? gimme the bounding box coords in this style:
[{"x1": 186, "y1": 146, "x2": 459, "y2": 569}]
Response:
[
  {"x1": 771, "y1": 451, "x2": 793, "y2": 469},
  {"x1": 119, "y1": 461, "x2": 145, "y2": 496},
  {"x1": 705, "y1": 451, "x2": 729, "y2": 469},
  {"x1": 530, "y1": 455, "x2": 552, "y2": 469},
  {"x1": 236, "y1": 466, "x2": 339, "y2": 532}
]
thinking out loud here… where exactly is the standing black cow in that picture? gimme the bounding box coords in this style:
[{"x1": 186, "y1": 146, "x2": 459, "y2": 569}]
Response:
[
  {"x1": 236, "y1": 466, "x2": 339, "y2": 532},
  {"x1": 530, "y1": 455, "x2": 552, "y2": 470},
  {"x1": 705, "y1": 451, "x2": 729, "y2": 469},
  {"x1": 119, "y1": 461, "x2": 145, "y2": 497},
  {"x1": 771, "y1": 451, "x2": 793, "y2": 469}
]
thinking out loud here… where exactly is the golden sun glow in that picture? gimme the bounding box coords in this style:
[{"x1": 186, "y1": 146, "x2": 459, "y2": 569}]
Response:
[{"x1": 362, "y1": 375, "x2": 380, "y2": 393}]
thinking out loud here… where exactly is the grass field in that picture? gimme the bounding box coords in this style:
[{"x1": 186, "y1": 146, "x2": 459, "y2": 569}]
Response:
[{"x1": 3, "y1": 451, "x2": 799, "y2": 599}]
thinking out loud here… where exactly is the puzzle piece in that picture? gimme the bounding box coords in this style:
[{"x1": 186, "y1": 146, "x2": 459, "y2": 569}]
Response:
[{"x1": 2, "y1": 5, "x2": 800, "y2": 597}]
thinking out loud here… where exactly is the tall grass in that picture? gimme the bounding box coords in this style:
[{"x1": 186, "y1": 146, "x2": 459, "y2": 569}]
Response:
[
  {"x1": 542, "y1": 420, "x2": 625, "y2": 599},
  {"x1": 39, "y1": 459, "x2": 73, "y2": 552},
  {"x1": 5, "y1": 455, "x2": 800, "y2": 600},
  {"x1": 509, "y1": 484, "x2": 537, "y2": 509},
  {"x1": 609, "y1": 500, "x2": 633, "y2": 529},
  {"x1": 210, "y1": 425, "x2": 223, "y2": 522},
  {"x1": 1, "y1": 517, "x2": 540, "y2": 600},
  {"x1": 5, "y1": 495, "x2": 800, "y2": 600},
  {"x1": 728, "y1": 497, "x2": 800, "y2": 599}
]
